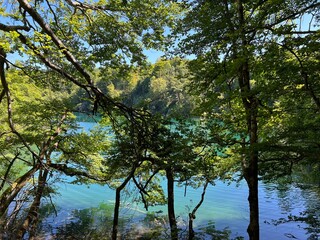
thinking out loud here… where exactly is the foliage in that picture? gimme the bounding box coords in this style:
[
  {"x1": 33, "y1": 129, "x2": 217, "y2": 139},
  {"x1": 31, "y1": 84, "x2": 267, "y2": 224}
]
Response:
[
  {"x1": 175, "y1": 0, "x2": 320, "y2": 176},
  {"x1": 174, "y1": 0, "x2": 320, "y2": 239},
  {"x1": 1, "y1": 0, "x2": 320, "y2": 239}
]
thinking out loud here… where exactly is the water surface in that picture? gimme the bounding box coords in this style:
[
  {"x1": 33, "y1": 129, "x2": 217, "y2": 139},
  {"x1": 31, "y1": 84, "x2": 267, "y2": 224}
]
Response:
[{"x1": 43, "y1": 122, "x2": 319, "y2": 239}]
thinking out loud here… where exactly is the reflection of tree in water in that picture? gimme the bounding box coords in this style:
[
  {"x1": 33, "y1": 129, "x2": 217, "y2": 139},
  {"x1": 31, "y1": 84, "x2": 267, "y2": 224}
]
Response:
[
  {"x1": 263, "y1": 180, "x2": 302, "y2": 213},
  {"x1": 264, "y1": 178, "x2": 320, "y2": 240},
  {"x1": 38, "y1": 203, "x2": 114, "y2": 239},
  {"x1": 37, "y1": 203, "x2": 162, "y2": 239},
  {"x1": 35, "y1": 202, "x2": 239, "y2": 240},
  {"x1": 279, "y1": 187, "x2": 319, "y2": 240},
  {"x1": 195, "y1": 221, "x2": 232, "y2": 240}
]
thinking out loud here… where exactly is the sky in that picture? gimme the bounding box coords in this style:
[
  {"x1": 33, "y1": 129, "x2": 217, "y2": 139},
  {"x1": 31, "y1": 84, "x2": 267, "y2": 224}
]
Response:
[
  {"x1": 143, "y1": 49, "x2": 165, "y2": 63},
  {"x1": 6, "y1": 48, "x2": 164, "y2": 65}
]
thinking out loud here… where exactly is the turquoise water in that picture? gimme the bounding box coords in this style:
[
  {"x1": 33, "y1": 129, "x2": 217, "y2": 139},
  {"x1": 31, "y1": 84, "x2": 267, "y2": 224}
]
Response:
[
  {"x1": 44, "y1": 122, "x2": 319, "y2": 239},
  {"x1": 50, "y1": 178, "x2": 319, "y2": 239}
]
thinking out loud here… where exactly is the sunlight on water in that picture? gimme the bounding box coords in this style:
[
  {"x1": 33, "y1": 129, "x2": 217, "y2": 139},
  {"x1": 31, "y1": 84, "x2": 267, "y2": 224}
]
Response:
[
  {"x1": 50, "y1": 176, "x2": 319, "y2": 240},
  {"x1": 45, "y1": 122, "x2": 319, "y2": 240}
]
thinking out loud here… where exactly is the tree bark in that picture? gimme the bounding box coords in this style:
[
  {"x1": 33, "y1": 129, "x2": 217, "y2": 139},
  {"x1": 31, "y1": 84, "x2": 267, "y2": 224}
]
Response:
[
  {"x1": 241, "y1": 65, "x2": 260, "y2": 240},
  {"x1": 0, "y1": 153, "x2": 20, "y2": 192},
  {"x1": 236, "y1": 1, "x2": 260, "y2": 239},
  {"x1": 16, "y1": 168, "x2": 49, "y2": 239},
  {"x1": 240, "y1": 63, "x2": 260, "y2": 240},
  {"x1": 166, "y1": 167, "x2": 178, "y2": 240},
  {"x1": 0, "y1": 166, "x2": 39, "y2": 219},
  {"x1": 112, "y1": 166, "x2": 136, "y2": 240},
  {"x1": 188, "y1": 181, "x2": 208, "y2": 240}
]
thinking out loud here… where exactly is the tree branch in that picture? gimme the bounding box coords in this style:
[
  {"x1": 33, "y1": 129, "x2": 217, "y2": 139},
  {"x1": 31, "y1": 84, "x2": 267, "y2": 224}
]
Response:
[
  {"x1": 0, "y1": 23, "x2": 30, "y2": 32},
  {"x1": 64, "y1": 0, "x2": 127, "y2": 12},
  {"x1": 49, "y1": 163, "x2": 109, "y2": 182},
  {"x1": 269, "y1": 2, "x2": 320, "y2": 28},
  {"x1": 278, "y1": 42, "x2": 320, "y2": 110},
  {"x1": 0, "y1": 89, "x2": 5, "y2": 103},
  {"x1": 246, "y1": 2, "x2": 320, "y2": 34},
  {"x1": 0, "y1": 47, "x2": 39, "y2": 159},
  {"x1": 16, "y1": 32, "x2": 90, "y2": 91},
  {"x1": 17, "y1": 0, "x2": 93, "y2": 85},
  {"x1": 0, "y1": 152, "x2": 20, "y2": 192}
]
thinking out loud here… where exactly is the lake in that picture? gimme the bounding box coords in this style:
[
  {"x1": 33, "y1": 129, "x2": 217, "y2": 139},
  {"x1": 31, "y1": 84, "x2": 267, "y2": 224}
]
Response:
[
  {"x1": 38, "y1": 122, "x2": 319, "y2": 239},
  {"x1": 42, "y1": 177, "x2": 318, "y2": 239}
]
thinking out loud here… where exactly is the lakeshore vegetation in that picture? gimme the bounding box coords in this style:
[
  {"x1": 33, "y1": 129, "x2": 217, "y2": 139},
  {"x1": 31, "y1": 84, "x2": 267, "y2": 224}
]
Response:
[{"x1": 0, "y1": 1, "x2": 319, "y2": 239}]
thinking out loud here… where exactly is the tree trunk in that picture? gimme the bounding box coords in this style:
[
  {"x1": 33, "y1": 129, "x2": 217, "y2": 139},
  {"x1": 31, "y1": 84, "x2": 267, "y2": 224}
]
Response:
[
  {"x1": 188, "y1": 212, "x2": 195, "y2": 240},
  {"x1": 112, "y1": 187, "x2": 121, "y2": 240},
  {"x1": 16, "y1": 168, "x2": 49, "y2": 239},
  {"x1": 112, "y1": 167, "x2": 136, "y2": 240},
  {"x1": 247, "y1": 98, "x2": 260, "y2": 240},
  {"x1": 245, "y1": 167, "x2": 259, "y2": 240},
  {"x1": 236, "y1": 0, "x2": 260, "y2": 239},
  {"x1": 240, "y1": 67, "x2": 260, "y2": 240},
  {"x1": 188, "y1": 181, "x2": 208, "y2": 240},
  {"x1": 0, "y1": 166, "x2": 39, "y2": 219},
  {"x1": 166, "y1": 167, "x2": 178, "y2": 240}
]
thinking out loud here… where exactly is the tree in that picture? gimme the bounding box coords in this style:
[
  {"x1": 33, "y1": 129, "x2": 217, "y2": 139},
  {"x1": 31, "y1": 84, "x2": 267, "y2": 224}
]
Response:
[
  {"x1": 0, "y1": 61, "x2": 116, "y2": 238},
  {"x1": 0, "y1": 0, "x2": 182, "y2": 139},
  {"x1": 175, "y1": 1, "x2": 320, "y2": 239},
  {"x1": 99, "y1": 112, "x2": 219, "y2": 240},
  {"x1": 0, "y1": 49, "x2": 76, "y2": 238},
  {"x1": 126, "y1": 58, "x2": 194, "y2": 116},
  {"x1": 0, "y1": 1, "x2": 181, "y2": 237}
]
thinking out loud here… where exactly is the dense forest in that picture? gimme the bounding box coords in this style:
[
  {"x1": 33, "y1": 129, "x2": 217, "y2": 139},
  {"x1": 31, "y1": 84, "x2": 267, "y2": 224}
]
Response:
[{"x1": 0, "y1": 0, "x2": 319, "y2": 239}]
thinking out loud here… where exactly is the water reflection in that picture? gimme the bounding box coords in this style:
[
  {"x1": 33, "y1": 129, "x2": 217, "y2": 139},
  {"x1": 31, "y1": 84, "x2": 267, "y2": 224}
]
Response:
[
  {"x1": 262, "y1": 180, "x2": 320, "y2": 240},
  {"x1": 36, "y1": 203, "x2": 237, "y2": 240},
  {"x1": 37, "y1": 203, "x2": 114, "y2": 239},
  {"x1": 20, "y1": 172, "x2": 318, "y2": 240}
]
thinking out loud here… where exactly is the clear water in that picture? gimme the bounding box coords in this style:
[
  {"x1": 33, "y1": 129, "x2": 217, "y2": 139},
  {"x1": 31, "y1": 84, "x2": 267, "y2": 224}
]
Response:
[
  {"x1": 43, "y1": 122, "x2": 319, "y2": 239},
  {"x1": 48, "y1": 178, "x2": 319, "y2": 240}
]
